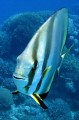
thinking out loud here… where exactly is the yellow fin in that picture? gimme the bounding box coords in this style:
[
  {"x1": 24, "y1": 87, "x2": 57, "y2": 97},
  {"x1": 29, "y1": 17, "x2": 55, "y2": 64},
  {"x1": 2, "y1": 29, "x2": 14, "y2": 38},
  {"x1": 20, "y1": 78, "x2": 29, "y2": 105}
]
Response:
[
  {"x1": 12, "y1": 90, "x2": 19, "y2": 94},
  {"x1": 31, "y1": 93, "x2": 48, "y2": 109},
  {"x1": 42, "y1": 66, "x2": 51, "y2": 79},
  {"x1": 61, "y1": 44, "x2": 74, "y2": 58}
]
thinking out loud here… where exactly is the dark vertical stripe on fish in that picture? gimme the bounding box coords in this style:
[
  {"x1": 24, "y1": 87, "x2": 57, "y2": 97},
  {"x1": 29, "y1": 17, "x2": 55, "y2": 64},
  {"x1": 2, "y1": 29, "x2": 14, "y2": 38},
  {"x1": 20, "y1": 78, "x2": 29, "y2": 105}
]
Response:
[
  {"x1": 32, "y1": 33, "x2": 40, "y2": 62},
  {"x1": 27, "y1": 68, "x2": 36, "y2": 86},
  {"x1": 27, "y1": 33, "x2": 40, "y2": 87}
]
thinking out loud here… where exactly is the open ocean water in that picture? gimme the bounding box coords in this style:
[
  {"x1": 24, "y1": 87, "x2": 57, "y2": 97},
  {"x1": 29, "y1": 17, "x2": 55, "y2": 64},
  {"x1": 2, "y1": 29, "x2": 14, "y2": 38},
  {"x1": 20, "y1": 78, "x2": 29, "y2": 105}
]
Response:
[{"x1": 0, "y1": 0, "x2": 79, "y2": 120}]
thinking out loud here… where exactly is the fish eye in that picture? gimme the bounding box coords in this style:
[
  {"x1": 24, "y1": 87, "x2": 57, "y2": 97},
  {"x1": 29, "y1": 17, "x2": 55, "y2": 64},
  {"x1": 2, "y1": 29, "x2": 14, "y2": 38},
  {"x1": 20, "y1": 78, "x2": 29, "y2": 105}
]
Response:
[{"x1": 33, "y1": 60, "x2": 38, "y2": 70}]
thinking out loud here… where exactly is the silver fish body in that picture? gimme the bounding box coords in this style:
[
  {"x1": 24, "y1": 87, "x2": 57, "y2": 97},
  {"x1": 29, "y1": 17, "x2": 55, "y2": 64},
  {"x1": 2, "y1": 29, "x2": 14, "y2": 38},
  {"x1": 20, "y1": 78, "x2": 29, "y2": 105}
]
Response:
[{"x1": 13, "y1": 8, "x2": 68, "y2": 109}]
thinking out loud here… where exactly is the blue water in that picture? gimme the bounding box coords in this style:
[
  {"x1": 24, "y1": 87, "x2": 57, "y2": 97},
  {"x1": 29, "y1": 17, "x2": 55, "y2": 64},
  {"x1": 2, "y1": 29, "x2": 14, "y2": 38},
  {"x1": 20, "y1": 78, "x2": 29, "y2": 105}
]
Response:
[
  {"x1": 0, "y1": 0, "x2": 79, "y2": 120},
  {"x1": 0, "y1": 0, "x2": 79, "y2": 23}
]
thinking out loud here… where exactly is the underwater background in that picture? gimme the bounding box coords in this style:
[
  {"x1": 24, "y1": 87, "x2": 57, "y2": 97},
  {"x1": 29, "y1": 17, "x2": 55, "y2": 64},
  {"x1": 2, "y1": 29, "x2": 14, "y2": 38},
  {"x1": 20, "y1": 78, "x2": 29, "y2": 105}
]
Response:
[{"x1": 0, "y1": 0, "x2": 79, "y2": 120}]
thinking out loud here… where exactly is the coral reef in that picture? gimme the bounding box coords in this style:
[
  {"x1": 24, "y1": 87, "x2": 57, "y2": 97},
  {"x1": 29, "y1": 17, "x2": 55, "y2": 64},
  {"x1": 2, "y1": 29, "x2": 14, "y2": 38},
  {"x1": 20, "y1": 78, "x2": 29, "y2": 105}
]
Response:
[
  {"x1": 0, "y1": 88, "x2": 14, "y2": 107},
  {"x1": 0, "y1": 58, "x2": 15, "y2": 78},
  {"x1": 0, "y1": 11, "x2": 53, "y2": 57},
  {"x1": 68, "y1": 18, "x2": 75, "y2": 35},
  {"x1": 0, "y1": 31, "x2": 11, "y2": 57},
  {"x1": 74, "y1": 111, "x2": 79, "y2": 120},
  {"x1": 0, "y1": 97, "x2": 72, "y2": 120},
  {"x1": 48, "y1": 98, "x2": 72, "y2": 120}
]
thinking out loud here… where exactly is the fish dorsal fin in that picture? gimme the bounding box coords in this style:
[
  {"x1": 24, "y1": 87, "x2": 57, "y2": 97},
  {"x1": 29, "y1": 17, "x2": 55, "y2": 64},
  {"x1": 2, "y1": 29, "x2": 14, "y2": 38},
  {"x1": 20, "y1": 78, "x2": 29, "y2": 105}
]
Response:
[
  {"x1": 57, "y1": 44, "x2": 74, "y2": 83},
  {"x1": 42, "y1": 66, "x2": 51, "y2": 79},
  {"x1": 12, "y1": 90, "x2": 20, "y2": 94},
  {"x1": 31, "y1": 93, "x2": 48, "y2": 109},
  {"x1": 61, "y1": 44, "x2": 74, "y2": 59},
  {"x1": 39, "y1": 91, "x2": 49, "y2": 100}
]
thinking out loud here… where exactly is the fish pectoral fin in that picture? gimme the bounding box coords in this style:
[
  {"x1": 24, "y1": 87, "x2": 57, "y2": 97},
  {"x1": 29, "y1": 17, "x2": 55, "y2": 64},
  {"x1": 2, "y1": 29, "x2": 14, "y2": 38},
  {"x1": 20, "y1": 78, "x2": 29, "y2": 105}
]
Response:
[
  {"x1": 31, "y1": 93, "x2": 48, "y2": 109},
  {"x1": 61, "y1": 44, "x2": 74, "y2": 59},
  {"x1": 42, "y1": 65, "x2": 51, "y2": 79},
  {"x1": 12, "y1": 90, "x2": 20, "y2": 94}
]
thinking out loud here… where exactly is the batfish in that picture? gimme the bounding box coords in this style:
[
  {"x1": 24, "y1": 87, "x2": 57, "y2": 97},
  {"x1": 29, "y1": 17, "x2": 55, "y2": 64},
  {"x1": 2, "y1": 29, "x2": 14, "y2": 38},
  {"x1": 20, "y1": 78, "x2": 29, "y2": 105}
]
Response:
[{"x1": 12, "y1": 8, "x2": 69, "y2": 109}]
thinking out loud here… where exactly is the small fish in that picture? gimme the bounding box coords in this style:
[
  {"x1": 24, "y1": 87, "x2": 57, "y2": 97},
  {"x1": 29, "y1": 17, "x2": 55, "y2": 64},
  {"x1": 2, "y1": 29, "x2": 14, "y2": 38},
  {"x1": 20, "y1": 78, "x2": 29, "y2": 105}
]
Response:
[{"x1": 12, "y1": 8, "x2": 69, "y2": 109}]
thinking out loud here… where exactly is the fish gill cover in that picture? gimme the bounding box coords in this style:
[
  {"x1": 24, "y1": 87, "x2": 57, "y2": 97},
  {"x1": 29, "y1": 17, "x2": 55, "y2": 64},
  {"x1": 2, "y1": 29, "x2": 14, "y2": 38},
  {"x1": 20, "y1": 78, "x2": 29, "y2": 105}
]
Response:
[{"x1": 0, "y1": 5, "x2": 79, "y2": 120}]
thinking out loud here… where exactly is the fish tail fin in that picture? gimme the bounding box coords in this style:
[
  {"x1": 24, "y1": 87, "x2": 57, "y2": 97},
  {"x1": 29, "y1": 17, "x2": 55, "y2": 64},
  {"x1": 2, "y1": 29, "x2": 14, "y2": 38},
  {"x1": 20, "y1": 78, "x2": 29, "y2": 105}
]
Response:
[{"x1": 31, "y1": 93, "x2": 48, "y2": 109}]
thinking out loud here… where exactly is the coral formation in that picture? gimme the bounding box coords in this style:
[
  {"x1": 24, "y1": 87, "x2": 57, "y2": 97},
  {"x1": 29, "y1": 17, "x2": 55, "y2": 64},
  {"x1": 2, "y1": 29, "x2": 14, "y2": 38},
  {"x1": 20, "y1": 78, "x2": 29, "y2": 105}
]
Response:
[
  {"x1": 49, "y1": 98, "x2": 72, "y2": 120},
  {"x1": 0, "y1": 88, "x2": 14, "y2": 107},
  {"x1": 74, "y1": 111, "x2": 79, "y2": 120},
  {"x1": 0, "y1": 58, "x2": 15, "y2": 78},
  {"x1": 68, "y1": 18, "x2": 75, "y2": 35},
  {"x1": 1, "y1": 11, "x2": 53, "y2": 57}
]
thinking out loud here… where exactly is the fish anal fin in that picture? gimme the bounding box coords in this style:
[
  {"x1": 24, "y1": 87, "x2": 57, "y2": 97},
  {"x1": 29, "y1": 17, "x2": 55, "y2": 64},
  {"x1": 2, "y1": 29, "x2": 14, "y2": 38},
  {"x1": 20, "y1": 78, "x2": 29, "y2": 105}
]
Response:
[
  {"x1": 31, "y1": 93, "x2": 48, "y2": 109},
  {"x1": 42, "y1": 66, "x2": 51, "y2": 79},
  {"x1": 39, "y1": 91, "x2": 49, "y2": 100},
  {"x1": 12, "y1": 90, "x2": 20, "y2": 94}
]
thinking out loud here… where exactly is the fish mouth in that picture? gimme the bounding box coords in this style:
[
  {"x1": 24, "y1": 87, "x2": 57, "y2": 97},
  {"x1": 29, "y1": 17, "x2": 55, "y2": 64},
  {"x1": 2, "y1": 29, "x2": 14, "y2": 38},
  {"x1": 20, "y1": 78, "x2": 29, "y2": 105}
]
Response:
[
  {"x1": 13, "y1": 73, "x2": 26, "y2": 80},
  {"x1": 13, "y1": 75, "x2": 22, "y2": 80},
  {"x1": 13, "y1": 73, "x2": 27, "y2": 80}
]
